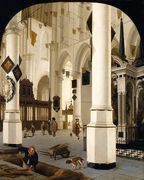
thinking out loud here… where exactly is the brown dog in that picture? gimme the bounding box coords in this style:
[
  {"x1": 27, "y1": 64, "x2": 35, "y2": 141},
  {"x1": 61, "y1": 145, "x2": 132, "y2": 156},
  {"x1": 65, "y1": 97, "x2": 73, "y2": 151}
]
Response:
[{"x1": 65, "y1": 157, "x2": 85, "y2": 169}]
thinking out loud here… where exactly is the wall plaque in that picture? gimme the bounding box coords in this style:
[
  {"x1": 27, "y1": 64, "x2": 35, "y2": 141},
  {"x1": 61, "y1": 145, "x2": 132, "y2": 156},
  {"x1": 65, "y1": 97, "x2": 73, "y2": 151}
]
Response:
[{"x1": 53, "y1": 96, "x2": 60, "y2": 112}]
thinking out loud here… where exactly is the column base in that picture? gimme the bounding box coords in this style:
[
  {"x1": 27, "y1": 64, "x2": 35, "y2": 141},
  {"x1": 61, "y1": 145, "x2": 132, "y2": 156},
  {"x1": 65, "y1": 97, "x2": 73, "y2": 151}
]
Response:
[
  {"x1": 87, "y1": 123, "x2": 116, "y2": 165},
  {"x1": 3, "y1": 121, "x2": 22, "y2": 145},
  {"x1": 87, "y1": 162, "x2": 116, "y2": 170}
]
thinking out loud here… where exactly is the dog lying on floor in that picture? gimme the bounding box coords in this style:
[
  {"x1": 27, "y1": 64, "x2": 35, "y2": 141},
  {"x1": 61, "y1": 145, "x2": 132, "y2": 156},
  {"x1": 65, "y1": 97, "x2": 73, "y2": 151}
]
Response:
[{"x1": 65, "y1": 157, "x2": 85, "y2": 169}]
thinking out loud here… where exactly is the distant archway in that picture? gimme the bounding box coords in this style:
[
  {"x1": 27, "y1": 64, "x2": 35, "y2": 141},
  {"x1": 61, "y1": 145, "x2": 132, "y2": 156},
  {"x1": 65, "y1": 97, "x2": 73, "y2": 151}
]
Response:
[{"x1": 37, "y1": 75, "x2": 49, "y2": 100}]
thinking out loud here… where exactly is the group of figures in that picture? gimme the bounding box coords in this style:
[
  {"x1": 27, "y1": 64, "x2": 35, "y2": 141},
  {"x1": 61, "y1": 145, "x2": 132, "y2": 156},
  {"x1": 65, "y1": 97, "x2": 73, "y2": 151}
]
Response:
[
  {"x1": 23, "y1": 118, "x2": 81, "y2": 140},
  {"x1": 19, "y1": 118, "x2": 82, "y2": 173},
  {"x1": 23, "y1": 117, "x2": 58, "y2": 138},
  {"x1": 18, "y1": 144, "x2": 84, "y2": 172},
  {"x1": 41, "y1": 117, "x2": 58, "y2": 137},
  {"x1": 23, "y1": 125, "x2": 35, "y2": 138}
]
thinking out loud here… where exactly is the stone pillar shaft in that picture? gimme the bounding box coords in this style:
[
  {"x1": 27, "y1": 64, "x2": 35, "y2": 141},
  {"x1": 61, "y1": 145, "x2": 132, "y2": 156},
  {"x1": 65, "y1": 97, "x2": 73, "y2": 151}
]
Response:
[
  {"x1": 117, "y1": 91, "x2": 127, "y2": 143},
  {"x1": 6, "y1": 30, "x2": 19, "y2": 110},
  {"x1": 49, "y1": 43, "x2": 58, "y2": 119},
  {"x1": 3, "y1": 27, "x2": 22, "y2": 145},
  {"x1": 72, "y1": 72, "x2": 81, "y2": 121},
  {"x1": 57, "y1": 76, "x2": 63, "y2": 129},
  {"x1": 92, "y1": 4, "x2": 111, "y2": 110},
  {"x1": 121, "y1": 92, "x2": 126, "y2": 125},
  {"x1": 118, "y1": 92, "x2": 122, "y2": 125},
  {"x1": 87, "y1": 4, "x2": 116, "y2": 169}
]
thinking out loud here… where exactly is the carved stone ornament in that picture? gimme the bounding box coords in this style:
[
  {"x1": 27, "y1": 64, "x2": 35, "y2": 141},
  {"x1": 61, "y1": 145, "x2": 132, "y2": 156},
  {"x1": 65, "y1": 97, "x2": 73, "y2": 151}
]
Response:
[{"x1": 3, "y1": 76, "x2": 16, "y2": 102}]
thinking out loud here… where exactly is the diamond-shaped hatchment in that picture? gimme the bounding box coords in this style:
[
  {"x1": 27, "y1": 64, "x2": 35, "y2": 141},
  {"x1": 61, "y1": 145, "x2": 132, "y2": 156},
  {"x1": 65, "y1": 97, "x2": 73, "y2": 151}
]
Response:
[
  {"x1": 1, "y1": 56, "x2": 15, "y2": 73},
  {"x1": 72, "y1": 94, "x2": 77, "y2": 101},
  {"x1": 12, "y1": 64, "x2": 22, "y2": 81}
]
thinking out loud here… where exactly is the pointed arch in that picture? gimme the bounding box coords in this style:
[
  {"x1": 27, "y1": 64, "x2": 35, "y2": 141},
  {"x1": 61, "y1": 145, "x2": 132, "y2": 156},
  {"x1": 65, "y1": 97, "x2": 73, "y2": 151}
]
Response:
[
  {"x1": 112, "y1": 55, "x2": 126, "y2": 67},
  {"x1": 37, "y1": 75, "x2": 49, "y2": 100},
  {"x1": 57, "y1": 50, "x2": 71, "y2": 71},
  {"x1": 74, "y1": 43, "x2": 91, "y2": 73}
]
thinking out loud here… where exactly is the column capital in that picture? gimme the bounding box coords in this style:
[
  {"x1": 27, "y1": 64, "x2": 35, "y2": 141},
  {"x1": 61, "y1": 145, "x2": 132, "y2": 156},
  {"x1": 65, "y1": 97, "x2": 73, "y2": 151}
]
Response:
[
  {"x1": 55, "y1": 70, "x2": 63, "y2": 81},
  {"x1": 121, "y1": 91, "x2": 126, "y2": 95},
  {"x1": 118, "y1": 91, "x2": 126, "y2": 95},
  {"x1": 58, "y1": 76, "x2": 63, "y2": 82},
  {"x1": 118, "y1": 92, "x2": 122, "y2": 95},
  {"x1": 48, "y1": 41, "x2": 58, "y2": 51},
  {"x1": 5, "y1": 24, "x2": 21, "y2": 36},
  {"x1": 71, "y1": 71, "x2": 81, "y2": 79}
]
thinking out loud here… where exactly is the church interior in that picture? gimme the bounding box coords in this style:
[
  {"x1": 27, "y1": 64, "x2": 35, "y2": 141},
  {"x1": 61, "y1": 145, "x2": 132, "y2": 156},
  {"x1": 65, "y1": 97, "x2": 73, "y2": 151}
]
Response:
[{"x1": 0, "y1": 2, "x2": 144, "y2": 174}]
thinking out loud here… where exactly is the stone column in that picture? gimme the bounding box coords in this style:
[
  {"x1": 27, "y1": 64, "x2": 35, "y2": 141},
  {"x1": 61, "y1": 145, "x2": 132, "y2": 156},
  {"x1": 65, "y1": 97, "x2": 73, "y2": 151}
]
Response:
[
  {"x1": 121, "y1": 91, "x2": 126, "y2": 125},
  {"x1": 87, "y1": 3, "x2": 116, "y2": 169},
  {"x1": 57, "y1": 75, "x2": 63, "y2": 129},
  {"x1": 76, "y1": 77, "x2": 81, "y2": 121},
  {"x1": 23, "y1": 53, "x2": 35, "y2": 82},
  {"x1": 118, "y1": 92, "x2": 122, "y2": 126},
  {"x1": 117, "y1": 91, "x2": 127, "y2": 143},
  {"x1": 71, "y1": 72, "x2": 81, "y2": 121},
  {"x1": 121, "y1": 91, "x2": 127, "y2": 143},
  {"x1": 117, "y1": 92, "x2": 122, "y2": 142},
  {"x1": 117, "y1": 76, "x2": 126, "y2": 143},
  {"x1": 49, "y1": 42, "x2": 58, "y2": 119},
  {"x1": 3, "y1": 26, "x2": 22, "y2": 146},
  {"x1": 33, "y1": 87, "x2": 38, "y2": 99}
]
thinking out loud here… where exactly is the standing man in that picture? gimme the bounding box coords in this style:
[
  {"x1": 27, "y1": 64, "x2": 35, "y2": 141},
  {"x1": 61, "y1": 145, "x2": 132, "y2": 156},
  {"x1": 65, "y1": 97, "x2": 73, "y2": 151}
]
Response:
[
  {"x1": 47, "y1": 119, "x2": 52, "y2": 135},
  {"x1": 31, "y1": 124, "x2": 35, "y2": 136},
  {"x1": 50, "y1": 117, "x2": 58, "y2": 137},
  {"x1": 41, "y1": 121, "x2": 46, "y2": 135}
]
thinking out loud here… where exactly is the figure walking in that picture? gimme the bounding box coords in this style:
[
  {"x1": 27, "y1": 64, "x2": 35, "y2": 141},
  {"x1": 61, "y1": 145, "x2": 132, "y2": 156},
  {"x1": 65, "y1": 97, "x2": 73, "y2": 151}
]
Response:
[
  {"x1": 47, "y1": 119, "x2": 52, "y2": 135},
  {"x1": 41, "y1": 121, "x2": 46, "y2": 135},
  {"x1": 50, "y1": 117, "x2": 58, "y2": 137},
  {"x1": 31, "y1": 124, "x2": 35, "y2": 136},
  {"x1": 73, "y1": 118, "x2": 81, "y2": 140}
]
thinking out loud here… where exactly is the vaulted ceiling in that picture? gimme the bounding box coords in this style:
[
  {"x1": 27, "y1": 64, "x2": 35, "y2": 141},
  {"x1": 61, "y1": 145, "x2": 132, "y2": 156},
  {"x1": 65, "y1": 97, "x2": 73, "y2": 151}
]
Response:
[{"x1": 22, "y1": 3, "x2": 52, "y2": 27}]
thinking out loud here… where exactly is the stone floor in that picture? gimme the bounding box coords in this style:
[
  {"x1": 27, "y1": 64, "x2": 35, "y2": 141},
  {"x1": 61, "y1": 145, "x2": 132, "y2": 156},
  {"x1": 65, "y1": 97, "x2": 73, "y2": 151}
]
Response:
[{"x1": 0, "y1": 129, "x2": 144, "y2": 179}]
